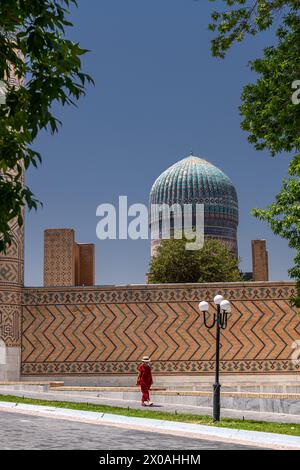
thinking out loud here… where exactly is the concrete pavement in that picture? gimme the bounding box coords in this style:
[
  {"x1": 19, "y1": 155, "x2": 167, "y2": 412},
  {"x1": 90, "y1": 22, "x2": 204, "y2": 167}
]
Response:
[{"x1": 0, "y1": 410, "x2": 261, "y2": 450}]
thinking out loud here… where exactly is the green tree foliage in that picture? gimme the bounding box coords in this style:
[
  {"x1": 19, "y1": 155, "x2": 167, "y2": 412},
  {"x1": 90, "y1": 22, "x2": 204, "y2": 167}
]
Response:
[
  {"x1": 240, "y1": 15, "x2": 300, "y2": 154},
  {"x1": 208, "y1": 0, "x2": 300, "y2": 59},
  {"x1": 253, "y1": 156, "x2": 300, "y2": 305},
  {"x1": 0, "y1": 0, "x2": 93, "y2": 252},
  {"x1": 148, "y1": 238, "x2": 242, "y2": 284},
  {"x1": 208, "y1": 1, "x2": 300, "y2": 306}
]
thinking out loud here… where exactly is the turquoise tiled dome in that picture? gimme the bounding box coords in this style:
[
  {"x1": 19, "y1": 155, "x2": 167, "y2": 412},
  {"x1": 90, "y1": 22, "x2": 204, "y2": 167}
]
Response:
[{"x1": 149, "y1": 154, "x2": 239, "y2": 254}]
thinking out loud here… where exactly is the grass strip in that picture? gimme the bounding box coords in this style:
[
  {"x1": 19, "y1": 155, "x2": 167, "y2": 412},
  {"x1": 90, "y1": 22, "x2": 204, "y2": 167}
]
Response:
[{"x1": 0, "y1": 394, "x2": 299, "y2": 437}]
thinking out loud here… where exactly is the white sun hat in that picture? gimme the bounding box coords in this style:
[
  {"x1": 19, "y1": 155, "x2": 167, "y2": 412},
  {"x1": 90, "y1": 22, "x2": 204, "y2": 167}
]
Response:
[{"x1": 142, "y1": 356, "x2": 151, "y2": 362}]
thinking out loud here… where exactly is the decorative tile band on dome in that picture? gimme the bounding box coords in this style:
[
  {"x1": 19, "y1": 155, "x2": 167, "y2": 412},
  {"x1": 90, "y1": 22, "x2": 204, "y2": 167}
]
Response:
[{"x1": 149, "y1": 154, "x2": 239, "y2": 256}]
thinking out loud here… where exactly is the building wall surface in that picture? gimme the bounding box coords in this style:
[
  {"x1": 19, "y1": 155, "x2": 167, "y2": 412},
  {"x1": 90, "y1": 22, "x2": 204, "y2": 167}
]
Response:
[
  {"x1": 21, "y1": 281, "x2": 300, "y2": 377},
  {"x1": 0, "y1": 217, "x2": 24, "y2": 380},
  {"x1": 44, "y1": 229, "x2": 76, "y2": 287},
  {"x1": 0, "y1": 206, "x2": 24, "y2": 354},
  {"x1": 77, "y1": 244, "x2": 95, "y2": 286},
  {"x1": 0, "y1": 286, "x2": 22, "y2": 348},
  {"x1": 252, "y1": 240, "x2": 269, "y2": 281},
  {"x1": 0, "y1": 217, "x2": 24, "y2": 288}
]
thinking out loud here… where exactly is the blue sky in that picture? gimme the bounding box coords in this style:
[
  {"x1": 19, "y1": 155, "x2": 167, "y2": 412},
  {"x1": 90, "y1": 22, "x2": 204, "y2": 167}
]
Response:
[{"x1": 25, "y1": 0, "x2": 295, "y2": 286}]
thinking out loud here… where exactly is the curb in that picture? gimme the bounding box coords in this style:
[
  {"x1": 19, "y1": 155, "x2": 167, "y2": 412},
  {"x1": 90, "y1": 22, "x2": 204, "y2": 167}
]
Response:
[{"x1": 0, "y1": 401, "x2": 300, "y2": 449}]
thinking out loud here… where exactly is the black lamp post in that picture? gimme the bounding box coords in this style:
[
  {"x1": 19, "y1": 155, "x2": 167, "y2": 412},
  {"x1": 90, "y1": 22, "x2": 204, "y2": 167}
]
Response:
[{"x1": 199, "y1": 295, "x2": 231, "y2": 422}]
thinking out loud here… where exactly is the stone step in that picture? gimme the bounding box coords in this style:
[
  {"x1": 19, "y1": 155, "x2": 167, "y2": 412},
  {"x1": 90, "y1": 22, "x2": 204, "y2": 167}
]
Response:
[
  {"x1": 51, "y1": 386, "x2": 166, "y2": 392},
  {"x1": 51, "y1": 387, "x2": 300, "y2": 400},
  {"x1": 51, "y1": 383, "x2": 300, "y2": 394},
  {"x1": 0, "y1": 382, "x2": 64, "y2": 386},
  {"x1": 0, "y1": 381, "x2": 64, "y2": 392},
  {"x1": 157, "y1": 382, "x2": 300, "y2": 393},
  {"x1": 43, "y1": 388, "x2": 300, "y2": 415}
]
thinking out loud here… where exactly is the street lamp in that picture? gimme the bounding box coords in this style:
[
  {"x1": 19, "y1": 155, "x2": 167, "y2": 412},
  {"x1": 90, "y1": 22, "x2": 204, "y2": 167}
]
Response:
[{"x1": 199, "y1": 295, "x2": 231, "y2": 422}]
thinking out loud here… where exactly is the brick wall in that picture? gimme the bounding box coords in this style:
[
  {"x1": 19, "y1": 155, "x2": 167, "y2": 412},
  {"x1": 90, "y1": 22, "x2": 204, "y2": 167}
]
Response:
[
  {"x1": 44, "y1": 229, "x2": 95, "y2": 287},
  {"x1": 20, "y1": 281, "x2": 300, "y2": 376},
  {"x1": 252, "y1": 240, "x2": 269, "y2": 281},
  {"x1": 77, "y1": 244, "x2": 95, "y2": 286},
  {"x1": 44, "y1": 229, "x2": 76, "y2": 287}
]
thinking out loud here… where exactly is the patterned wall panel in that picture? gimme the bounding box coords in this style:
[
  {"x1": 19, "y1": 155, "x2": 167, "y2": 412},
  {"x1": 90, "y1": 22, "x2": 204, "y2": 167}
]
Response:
[
  {"x1": 0, "y1": 287, "x2": 22, "y2": 347},
  {"x1": 44, "y1": 229, "x2": 76, "y2": 287},
  {"x1": 0, "y1": 55, "x2": 24, "y2": 288},
  {"x1": 21, "y1": 282, "x2": 300, "y2": 376},
  {"x1": 0, "y1": 62, "x2": 25, "y2": 352},
  {"x1": 0, "y1": 218, "x2": 24, "y2": 287},
  {"x1": 0, "y1": 215, "x2": 24, "y2": 348}
]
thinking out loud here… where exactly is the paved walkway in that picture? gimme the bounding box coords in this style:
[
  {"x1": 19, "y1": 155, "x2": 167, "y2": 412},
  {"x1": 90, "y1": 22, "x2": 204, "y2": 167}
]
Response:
[
  {"x1": 0, "y1": 411, "x2": 261, "y2": 450},
  {"x1": 0, "y1": 388, "x2": 300, "y2": 424}
]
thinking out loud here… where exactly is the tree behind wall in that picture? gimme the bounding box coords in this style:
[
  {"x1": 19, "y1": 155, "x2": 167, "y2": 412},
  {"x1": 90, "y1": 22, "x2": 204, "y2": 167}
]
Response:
[{"x1": 148, "y1": 238, "x2": 242, "y2": 284}]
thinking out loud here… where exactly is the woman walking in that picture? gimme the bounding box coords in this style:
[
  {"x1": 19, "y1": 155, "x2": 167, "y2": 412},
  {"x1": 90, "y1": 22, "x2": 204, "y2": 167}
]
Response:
[{"x1": 137, "y1": 356, "x2": 153, "y2": 406}]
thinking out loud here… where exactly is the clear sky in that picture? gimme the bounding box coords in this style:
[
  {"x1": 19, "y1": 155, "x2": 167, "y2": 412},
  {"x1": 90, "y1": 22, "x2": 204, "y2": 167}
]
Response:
[{"x1": 25, "y1": 0, "x2": 295, "y2": 286}]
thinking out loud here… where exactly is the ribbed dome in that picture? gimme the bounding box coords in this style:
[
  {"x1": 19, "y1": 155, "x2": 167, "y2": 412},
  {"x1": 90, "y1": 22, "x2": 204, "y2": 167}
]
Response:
[{"x1": 149, "y1": 154, "x2": 239, "y2": 254}]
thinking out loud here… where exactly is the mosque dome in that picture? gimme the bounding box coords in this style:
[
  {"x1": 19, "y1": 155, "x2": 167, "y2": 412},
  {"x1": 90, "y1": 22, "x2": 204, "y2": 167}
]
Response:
[{"x1": 149, "y1": 154, "x2": 239, "y2": 255}]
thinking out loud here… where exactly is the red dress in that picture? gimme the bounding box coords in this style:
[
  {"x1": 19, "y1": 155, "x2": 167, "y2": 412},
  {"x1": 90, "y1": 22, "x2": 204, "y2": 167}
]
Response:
[{"x1": 137, "y1": 363, "x2": 153, "y2": 402}]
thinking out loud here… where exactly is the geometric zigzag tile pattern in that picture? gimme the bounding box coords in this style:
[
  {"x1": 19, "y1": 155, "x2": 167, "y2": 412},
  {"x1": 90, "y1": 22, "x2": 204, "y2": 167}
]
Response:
[
  {"x1": 21, "y1": 282, "x2": 300, "y2": 375},
  {"x1": 0, "y1": 287, "x2": 23, "y2": 347},
  {"x1": 0, "y1": 212, "x2": 24, "y2": 348}
]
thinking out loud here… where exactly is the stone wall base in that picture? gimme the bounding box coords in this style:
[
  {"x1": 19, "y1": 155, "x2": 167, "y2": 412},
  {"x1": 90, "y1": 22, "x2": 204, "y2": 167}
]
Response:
[
  {"x1": 0, "y1": 347, "x2": 21, "y2": 381},
  {"x1": 20, "y1": 373, "x2": 300, "y2": 390}
]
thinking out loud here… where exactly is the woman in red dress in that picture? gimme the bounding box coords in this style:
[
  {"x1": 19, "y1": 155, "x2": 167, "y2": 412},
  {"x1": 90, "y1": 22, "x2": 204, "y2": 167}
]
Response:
[{"x1": 137, "y1": 356, "x2": 153, "y2": 406}]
